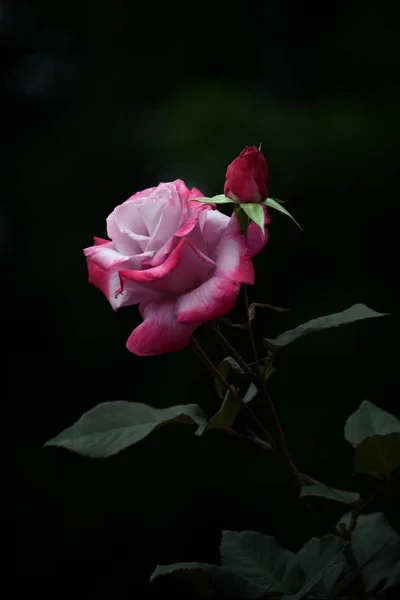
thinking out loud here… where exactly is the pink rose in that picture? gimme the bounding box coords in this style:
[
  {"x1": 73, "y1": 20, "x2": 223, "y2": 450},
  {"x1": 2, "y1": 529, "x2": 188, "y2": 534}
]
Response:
[
  {"x1": 224, "y1": 145, "x2": 268, "y2": 203},
  {"x1": 83, "y1": 180, "x2": 268, "y2": 356}
]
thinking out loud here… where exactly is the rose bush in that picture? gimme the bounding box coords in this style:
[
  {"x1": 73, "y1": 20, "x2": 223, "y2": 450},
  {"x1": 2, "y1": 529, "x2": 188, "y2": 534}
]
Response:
[
  {"x1": 224, "y1": 145, "x2": 268, "y2": 203},
  {"x1": 84, "y1": 180, "x2": 270, "y2": 356}
]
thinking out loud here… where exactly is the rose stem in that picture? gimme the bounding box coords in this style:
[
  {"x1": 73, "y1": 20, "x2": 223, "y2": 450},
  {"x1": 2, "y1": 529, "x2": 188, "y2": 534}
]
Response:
[
  {"x1": 242, "y1": 284, "x2": 261, "y2": 375},
  {"x1": 209, "y1": 316, "x2": 302, "y2": 496},
  {"x1": 190, "y1": 337, "x2": 275, "y2": 447}
]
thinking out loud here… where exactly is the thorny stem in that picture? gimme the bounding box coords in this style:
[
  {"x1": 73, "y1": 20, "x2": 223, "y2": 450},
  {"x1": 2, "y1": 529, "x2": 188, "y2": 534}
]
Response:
[
  {"x1": 190, "y1": 337, "x2": 275, "y2": 448},
  {"x1": 209, "y1": 319, "x2": 303, "y2": 496}
]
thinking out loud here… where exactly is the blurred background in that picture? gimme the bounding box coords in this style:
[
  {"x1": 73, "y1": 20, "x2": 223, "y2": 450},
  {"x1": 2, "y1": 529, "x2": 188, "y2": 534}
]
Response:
[{"x1": 6, "y1": 0, "x2": 398, "y2": 594}]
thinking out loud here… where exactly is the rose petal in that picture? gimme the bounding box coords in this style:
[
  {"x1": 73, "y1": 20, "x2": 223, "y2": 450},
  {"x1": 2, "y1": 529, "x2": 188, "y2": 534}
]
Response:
[
  {"x1": 173, "y1": 179, "x2": 194, "y2": 203},
  {"x1": 86, "y1": 259, "x2": 138, "y2": 311},
  {"x1": 107, "y1": 203, "x2": 149, "y2": 254},
  {"x1": 138, "y1": 200, "x2": 166, "y2": 237},
  {"x1": 126, "y1": 298, "x2": 199, "y2": 356},
  {"x1": 214, "y1": 216, "x2": 254, "y2": 284},
  {"x1": 245, "y1": 205, "x2": 271, "y2": 258},
  {"x1": 93, "y1": 236, "x2": 109, "y2": 246},
  {"x1": 175, "y1": 275, "x2": 242, "y2": 324},
  {"x1": 120, "y1": 238, "x2": 215, "y2": 294},
  {"x1": 175, "y1": 217, "x2": 255, "y2": 324},
  {"x1": 83, "y1": 241, "x2": 133, "y2": 270},
  {"x1": 224, "y1": 163, "x2": 261, "y2": 202},
  {"x1": 140, "y1": 236, "x2": 179, "y2": 268},
  {"x1": 125, "y1": 185, "x2": 158, "y2": 202},
  {"x1": 201, "y1": 209, "x2": 230, "y2": 257},
  {"x1": 146, "y1": 184, "x2": 183, "y2": 253},
  {"x1": 83, "y1": 239, "x2": 152, "y2": 271}
]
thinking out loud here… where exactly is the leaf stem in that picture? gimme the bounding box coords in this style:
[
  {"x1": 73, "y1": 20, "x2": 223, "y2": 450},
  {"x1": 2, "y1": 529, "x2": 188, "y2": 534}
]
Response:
[{"x1": 190, "y1": 337, "x2": 275, "y2": 447}]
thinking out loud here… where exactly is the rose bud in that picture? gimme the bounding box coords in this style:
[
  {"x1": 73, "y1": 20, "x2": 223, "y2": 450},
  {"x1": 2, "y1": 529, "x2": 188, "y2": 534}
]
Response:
[{"x1": 224, "y1": 145, "x2": 268, "y2": 203}]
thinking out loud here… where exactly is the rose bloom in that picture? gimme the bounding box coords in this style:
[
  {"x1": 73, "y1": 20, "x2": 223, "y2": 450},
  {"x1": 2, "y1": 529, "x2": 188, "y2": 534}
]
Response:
[
  {"x1": 224, "y1": 145, "x2": 268, "y2": 203},
  {"x1": 84, "y1": 180, "x2": 269, "y2": 356}
]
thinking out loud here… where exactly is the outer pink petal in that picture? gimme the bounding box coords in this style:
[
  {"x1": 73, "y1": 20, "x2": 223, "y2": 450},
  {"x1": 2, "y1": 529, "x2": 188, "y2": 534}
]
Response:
[
  {"x1": 86, "y1": 259, "x2": 138, "y2": 311},
  {"x1": 175, "y1": 275, "x2": 242, "y2": 324},
  {"x1": 245, "y1": 205, "x2": 271, "y2": 258},
  {"x1": 214, "y1": 216, "x2": 254, "y2": 284},
  {"x1": 93, "y1": 236, "x2": 109, "y2": 246},
  {"x1": 187, "y1": 185, "x2": 206, "y2": 201},
  {"x1": 172, "y1": 179, "x2": 192, "y2": 202},
  {"x1": 175, "y1": 217, "x2": 255, "y2": 325},
  {"x1": 126, "y1": 299, "x2": 199, "y2": 356}
]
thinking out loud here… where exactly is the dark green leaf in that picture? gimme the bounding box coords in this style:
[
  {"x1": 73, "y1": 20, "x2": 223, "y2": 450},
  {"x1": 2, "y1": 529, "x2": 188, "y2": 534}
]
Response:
[
  {"x1": 299, "y1": 475, "x2": 360, "y2": 504},
  {"x1": 337, "y1": 512, "x2": 400, "y2": 593},
  {"x1": 289, "y1": 535, "x2": 347, "y2": 600},
  {"x1": 354, "y1": 433, "x2": 400, "y2": 477},
  {"x1": 264, "y1": 304, "x2": 389, "y2": 348},
  {"x1": 150, "y1": 562, "x2": 266, "y2": 598},
  {"x1": 215, "y1": 357, "x2": 244, "y2": 398},
  {"x1": 240, "y1": 202, "x2": 265, "y2": 235},
  {"x1": 248, "y1": 302, "x2": 289, "y2": 321},
  {"x1": 263, "y1": 197, "x2": 303, "y2": 230},
  {"x1": 259, "y1": 364, "x2": 277, "y2": 381},
  {"x1": 235, "y1": 204, "x2": 251, "y2": 237},
  {"x1": 382, "y1": 559, "x2": 400, "y2": 592},
  {"x1": 190, "y1": 194, "x2": 235, "y2": 204},
  {"x1": 220, "y1": 530, "x2": 304, "y2": 595},
  {"x1": 204, "y1": 389, "x2": 242, "y2": 432},
  {"x1": 43, "y1": 401, "x2": 207, "y2": 457},
  {"x1": 243, "y1": 383, "x2": 258, "y2": 404},
  {"x1": 344, "y1": 400, "x2": 400, "y2": 448}
]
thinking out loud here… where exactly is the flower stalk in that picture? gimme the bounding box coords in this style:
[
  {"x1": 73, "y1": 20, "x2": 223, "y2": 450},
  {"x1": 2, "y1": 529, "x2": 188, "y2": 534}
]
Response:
[
  {"x1": 190, "y1": 337, "x2": 275, "y2": 448},
  {"x1": 209, "y1": 309, "x2": 303, "y2": 496}
]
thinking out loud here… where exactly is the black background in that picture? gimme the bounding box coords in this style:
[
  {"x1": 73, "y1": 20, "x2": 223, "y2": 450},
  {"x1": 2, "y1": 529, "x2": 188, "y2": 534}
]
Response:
[{"x1": 6, "y1": 1, "x2": 399, "y2": 595}]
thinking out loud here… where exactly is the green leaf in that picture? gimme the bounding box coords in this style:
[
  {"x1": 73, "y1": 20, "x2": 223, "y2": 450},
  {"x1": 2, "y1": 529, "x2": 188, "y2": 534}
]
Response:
[
  {"x1": 242, "y1": 364, "x2": 275, "y2": 405},
  {"x1": 235, "y1": 204, "x2": 251, "y2": 237},
  {"x1": 243, "y1": 383, "x2": 258, "y2": 404},
  {"x1": 299, "y1": 474, "x2": 360, "y2": 504},
  {"x1": 344, "y1": 400, "x2": 400, "y2": 448},
  {"x1": 337, "y1": 512, "x2": 400, "y2": 593},
  {"x1": 289, "y1": 535, "x2": 347, "y2": 600},
  {"x1": 203, "y1": 389, "x2": 243, "y2": 433},
  {"x1": 150, "y1": 562, "x2": 266, "y2": 599},
  {"x1": 240, "y1": 202, "x2": 265, "y2": 235},
  {"x1": 264, "y1": 304, "x2": 389, "y2": 348},
  {"x1": 190, "y1": 194, "x2": 235, "y2": 204},
  {"x1": 215, "y1": 357, "x2": 244, "y2": 399},
  {"x1": 354, "y1": 433, "x2": 400, "y2": 477},
  {"x1": 259, "y1": 364, "x2": 277, "y2": 382},
  {"x1": 248, "y1": 302, "x2": 289, "y2": 321},
  {"x1": 221, "y1": 530, "x2": 304, "y2": 595},
  {"x1": 220, "y1": 531, "x2": 347, "y2": 600},
  {"x1": 43, "y1": 401, "x2": 207, "y2": 457},
  {"x1": 382, "y1": 559, "x2": 400, "y2": 592},
  {"x1": 264, "y1": 197, "x2": 303, "y2": 230}
]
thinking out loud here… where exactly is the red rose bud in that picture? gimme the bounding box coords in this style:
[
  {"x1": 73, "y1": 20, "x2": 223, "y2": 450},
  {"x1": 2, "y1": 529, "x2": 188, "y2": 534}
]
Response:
[{"x1": 224, "y1": 145, "x2": 268, "y2": 203}]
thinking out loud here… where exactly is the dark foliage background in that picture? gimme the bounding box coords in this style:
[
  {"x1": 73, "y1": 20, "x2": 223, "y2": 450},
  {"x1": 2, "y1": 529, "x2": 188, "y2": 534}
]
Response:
[{"x1": 5, "y1": 1, "x2": 398, "y2": 595}]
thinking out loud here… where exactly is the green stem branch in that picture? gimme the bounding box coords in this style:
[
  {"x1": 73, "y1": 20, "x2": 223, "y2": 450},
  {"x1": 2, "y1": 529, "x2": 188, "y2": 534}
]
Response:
[
  {"x1": 209, "y1": 311, "x2": 302, "y2": 496},
  {"x1": 190, "y1": 337, "x2": 275, "y2": 448}
]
